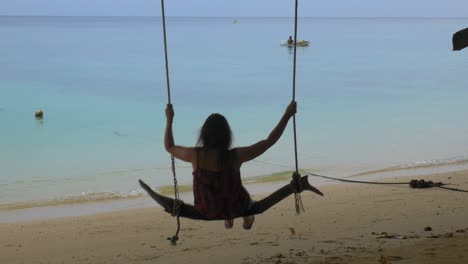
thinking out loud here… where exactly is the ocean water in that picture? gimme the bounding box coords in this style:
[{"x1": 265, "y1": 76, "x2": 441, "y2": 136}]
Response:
[{"x1": 1, "y1": 16, "x2": 468, "y2": 213}]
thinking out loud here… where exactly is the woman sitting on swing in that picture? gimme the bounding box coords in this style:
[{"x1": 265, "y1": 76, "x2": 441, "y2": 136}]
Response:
[{"x1": 164, "y1": 101, "x2": 297, "y2": 229}]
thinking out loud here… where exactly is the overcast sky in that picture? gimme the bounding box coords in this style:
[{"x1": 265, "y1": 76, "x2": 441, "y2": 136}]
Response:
[{"x1": 1, "y1": 0, "x2": 467, "y2": 17}]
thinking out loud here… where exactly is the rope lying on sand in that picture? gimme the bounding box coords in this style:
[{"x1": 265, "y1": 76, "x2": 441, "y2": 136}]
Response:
[
  {"x1": 436, "y1": 185, "x2": 468, "y2": 193},
  {"x1": 301, "y1": 170, "x2": 468, "y2": 193},
  {"x1": 252, "y1": 159, "x2": 468, "y2": 193},
  {"x1": 302, "y1": 171, "x2": 408, "y2": 185}
]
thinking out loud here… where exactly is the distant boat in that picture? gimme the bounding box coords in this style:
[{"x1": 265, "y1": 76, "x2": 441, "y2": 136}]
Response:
[
  {"x1": 281, "y1": 40, "x2": 310, "y2": 47},
  {"x1": 233, "y1": 19, "x2": 239, "y2": 24},
  {"x1": 35, "y1": 109, "x2": 44, "y2": 119}
]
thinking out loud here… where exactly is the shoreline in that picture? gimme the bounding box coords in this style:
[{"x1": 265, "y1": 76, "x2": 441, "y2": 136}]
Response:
[
  {"x1": 1, "y1": 169, "x2": 467, "y2": 263},
  {"x1": 2, "y1": 164, "x2": 468, "y2": 224}
]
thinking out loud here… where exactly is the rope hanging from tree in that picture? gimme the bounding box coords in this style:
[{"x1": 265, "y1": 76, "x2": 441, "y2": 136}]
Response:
[
  {"x1": 160, "y1": 0, "x2": 181, "y2": 246},
  {"x1": 291, "y1": 0, "x2": 305, "y2": 214}
]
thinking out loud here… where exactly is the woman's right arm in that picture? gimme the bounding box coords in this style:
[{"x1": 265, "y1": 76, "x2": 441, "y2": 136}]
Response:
[
  {"x1": 235, "y1": 101, "x2": 297, "y2": 164},
  {"x1": 164, "y1": 104, "x2": 196, "y2": 163}
]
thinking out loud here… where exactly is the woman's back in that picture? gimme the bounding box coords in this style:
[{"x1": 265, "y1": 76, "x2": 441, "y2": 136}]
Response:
[
  {"x1": 192, "y1": 148, "x2": 240, "y2": 172},
  {"x1": 193, "y1": 148, "x2": 250, "y2": 219}
]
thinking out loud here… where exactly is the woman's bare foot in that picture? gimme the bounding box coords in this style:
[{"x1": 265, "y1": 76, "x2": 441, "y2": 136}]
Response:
[
  {"x1": 243, "y1": 215, "x2": 255, "y2": 230},
  {"x1": 224, "y1": 219, "x2": 234, "y2": 229}
]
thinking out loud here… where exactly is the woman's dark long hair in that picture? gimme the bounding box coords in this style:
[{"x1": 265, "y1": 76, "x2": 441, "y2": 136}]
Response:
[{"x1": 197, "y1": 113, "x2": 234, "y2": 168}]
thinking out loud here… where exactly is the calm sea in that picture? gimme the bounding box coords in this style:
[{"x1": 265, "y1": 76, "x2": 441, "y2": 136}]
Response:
[{"x1": 1, "y1": 16, "x2": 468, "y2": 215}]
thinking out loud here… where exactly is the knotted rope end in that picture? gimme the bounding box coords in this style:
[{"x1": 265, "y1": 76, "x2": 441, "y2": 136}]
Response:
[{"x1": 291, "y1": 172, "x2": 305, "y2": 214}]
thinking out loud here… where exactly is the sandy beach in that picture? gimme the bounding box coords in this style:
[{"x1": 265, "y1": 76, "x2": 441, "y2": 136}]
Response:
[{"x1": 1, "y1": 169, "x2": 467, "y2": 264}]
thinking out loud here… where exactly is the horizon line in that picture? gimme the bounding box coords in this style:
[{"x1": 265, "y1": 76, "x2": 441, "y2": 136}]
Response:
[{"x1": 1, "y1": 15, "x2": 468, "y2": 19}]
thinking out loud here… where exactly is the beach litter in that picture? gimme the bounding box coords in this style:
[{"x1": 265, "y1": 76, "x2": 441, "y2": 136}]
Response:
[
  {"x1": 428, "y1": 232, "x2": 454, "y2": 238},
  {"x1": 372, "y1": 232, "x2": 420, "y2": 239},
  {"x1": 289, "y1": 227, "x2": 296, "y2": 235}
]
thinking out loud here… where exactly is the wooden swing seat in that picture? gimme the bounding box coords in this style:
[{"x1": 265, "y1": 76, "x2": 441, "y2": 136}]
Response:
[{"x1": 139, "y1": 175, "x2": 323, "y2": 220}]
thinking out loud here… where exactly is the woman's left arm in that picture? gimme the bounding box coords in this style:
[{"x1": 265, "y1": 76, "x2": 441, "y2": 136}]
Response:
[{"x1": 164, "y1": 104, "x2": 196, "y2": 162}]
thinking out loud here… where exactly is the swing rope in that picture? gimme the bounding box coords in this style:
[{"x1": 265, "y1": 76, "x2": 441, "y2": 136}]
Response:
[
  {"x1": 161, "y1": 0, "x2": 171, "y2": 104},
  {"x1": 291, "y1": 0, "x2": 305, "y2": 214},
  {"x1": 160, "y1": 0, "x2": 181, "y2": 246}
]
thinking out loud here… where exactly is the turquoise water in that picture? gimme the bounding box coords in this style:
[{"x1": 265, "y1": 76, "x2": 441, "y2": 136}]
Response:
[{"x1": 1, "y1": 16, "x2": 468, "y2": 209}]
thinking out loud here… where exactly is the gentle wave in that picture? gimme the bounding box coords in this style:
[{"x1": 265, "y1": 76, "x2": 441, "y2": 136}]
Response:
[
  {"x1": 5, "y1": 176, "x2": 99, "y2": 186},
  {"x1": 2, "y1": 165, "x2": 193, "y2": 186},
  {"x1": 0, "y1": 171, "x2": 294, "y2": 211},
  {"x1": 0, "y1": 189, "x2": 146, "y2": 211},
  {"x1": 351, "y1": 156, "x2": 468, "y2": 177}
]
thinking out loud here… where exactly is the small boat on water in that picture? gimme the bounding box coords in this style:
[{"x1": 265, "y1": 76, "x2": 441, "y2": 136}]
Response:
[
  {"x1": 281, "y1": 40, "x2": 310, "y2": 47},
  {"x1": 35, "y1": 109, "x2": 44, "y2": 118}
]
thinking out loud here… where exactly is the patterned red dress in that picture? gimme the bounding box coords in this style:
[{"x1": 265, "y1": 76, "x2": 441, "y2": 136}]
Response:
[{"x1": 193, "y1": 168, "x2": 251, "y2": 219}]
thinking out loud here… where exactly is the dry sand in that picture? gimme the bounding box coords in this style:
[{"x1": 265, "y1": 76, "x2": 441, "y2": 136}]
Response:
[{"x1": 1, "y1": 170, "x2": 467, "y2": 264}]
